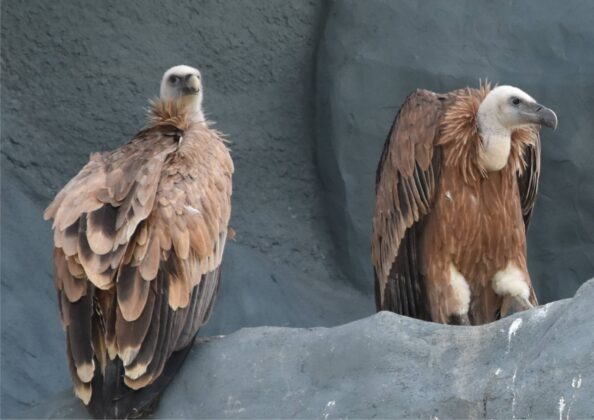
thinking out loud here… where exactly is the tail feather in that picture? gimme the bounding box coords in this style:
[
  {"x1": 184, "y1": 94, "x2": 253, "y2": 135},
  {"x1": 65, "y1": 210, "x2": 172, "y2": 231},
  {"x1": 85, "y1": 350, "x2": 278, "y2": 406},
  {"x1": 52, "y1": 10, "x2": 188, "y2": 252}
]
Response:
[
  {"x1": 87, "y1": 338, "x2": 196, "y2": 419},
  {"x1": 60, "y1": 266, "x2": 221, "y2": 418}
]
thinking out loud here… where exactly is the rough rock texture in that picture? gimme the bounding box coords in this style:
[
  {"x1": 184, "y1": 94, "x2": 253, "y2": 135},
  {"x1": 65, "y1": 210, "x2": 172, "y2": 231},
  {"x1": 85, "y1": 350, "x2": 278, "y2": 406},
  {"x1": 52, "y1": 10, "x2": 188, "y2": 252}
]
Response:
[
  {"x1": 0, "y1": 169, "x2": 69, "y2": 416},
  {"x1": 29, "y1": 279, "x2": 594, "y2": 419},
  {"x1": 316, "y1": 0, "x2": 594, "y2": 294}
]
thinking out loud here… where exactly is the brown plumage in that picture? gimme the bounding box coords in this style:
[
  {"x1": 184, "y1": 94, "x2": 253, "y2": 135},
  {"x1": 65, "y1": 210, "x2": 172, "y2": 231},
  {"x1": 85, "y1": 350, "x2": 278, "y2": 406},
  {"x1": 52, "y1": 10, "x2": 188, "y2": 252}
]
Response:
[
  {"x1": 44, "y1": 95, "x2": 233, "y2": 417},
  {"x1": 372, "y1": 84, "x2": 556, "y2": 325}
]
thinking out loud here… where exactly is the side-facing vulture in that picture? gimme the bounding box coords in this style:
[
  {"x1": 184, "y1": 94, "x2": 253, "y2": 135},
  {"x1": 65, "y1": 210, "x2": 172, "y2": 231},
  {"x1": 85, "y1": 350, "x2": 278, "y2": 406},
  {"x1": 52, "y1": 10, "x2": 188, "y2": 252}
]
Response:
[
  {"x1": 372, "y1": 84, "x2": 557, "y2": 325},
  {"x1": 44, "y1": 65, "x2": 233, "y2": 418}
]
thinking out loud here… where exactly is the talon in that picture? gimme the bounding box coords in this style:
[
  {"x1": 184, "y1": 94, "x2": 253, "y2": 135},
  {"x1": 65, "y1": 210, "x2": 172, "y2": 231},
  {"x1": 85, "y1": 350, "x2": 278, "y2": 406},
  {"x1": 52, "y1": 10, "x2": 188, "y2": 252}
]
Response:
[{"x1": 514, "y1": 295, "x2": 534, "y2": 311}]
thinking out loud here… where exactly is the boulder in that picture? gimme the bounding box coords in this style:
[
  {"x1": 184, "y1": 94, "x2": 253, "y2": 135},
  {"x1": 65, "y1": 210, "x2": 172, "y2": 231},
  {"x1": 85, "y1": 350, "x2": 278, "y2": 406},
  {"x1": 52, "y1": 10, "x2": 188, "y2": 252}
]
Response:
[{"x1": 29, "y1": 279, "x2": 594, "y2": 418}]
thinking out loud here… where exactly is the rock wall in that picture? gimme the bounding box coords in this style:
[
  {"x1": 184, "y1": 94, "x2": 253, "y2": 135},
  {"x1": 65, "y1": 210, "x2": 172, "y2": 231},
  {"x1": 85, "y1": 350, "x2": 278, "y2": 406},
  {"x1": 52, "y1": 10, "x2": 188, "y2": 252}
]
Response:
[{"x1": 316, "y1": 0, "x2": 594, "y2": 296}]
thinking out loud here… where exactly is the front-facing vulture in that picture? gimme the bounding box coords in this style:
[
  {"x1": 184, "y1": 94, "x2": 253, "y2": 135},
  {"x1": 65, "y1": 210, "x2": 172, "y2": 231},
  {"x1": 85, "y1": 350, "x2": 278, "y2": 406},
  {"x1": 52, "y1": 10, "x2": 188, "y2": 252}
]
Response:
[
  {"x1": 44, "y1": 65, "x2": 233, "y2": 418},
  {"x1": 372, "y1": 84, "x2": 557, "y2": 325}
]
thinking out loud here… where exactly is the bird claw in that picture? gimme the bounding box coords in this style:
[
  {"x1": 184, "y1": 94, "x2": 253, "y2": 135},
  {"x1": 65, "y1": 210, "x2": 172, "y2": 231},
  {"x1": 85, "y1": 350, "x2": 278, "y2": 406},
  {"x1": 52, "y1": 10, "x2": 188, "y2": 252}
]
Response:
[
  {"x1": 500, "y1": 295, "x2": 534, "y2": 318},
  {"x1": 513, "y1": 295, "x2": 534, "y2": 311}
]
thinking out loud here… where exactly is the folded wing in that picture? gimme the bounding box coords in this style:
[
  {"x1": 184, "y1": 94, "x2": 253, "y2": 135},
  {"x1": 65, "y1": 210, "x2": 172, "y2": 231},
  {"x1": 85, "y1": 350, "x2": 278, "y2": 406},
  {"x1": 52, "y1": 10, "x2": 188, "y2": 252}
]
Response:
[
  {"x1": 45, "y1": 109, "x2": 233, "y2": 410},
  {"x1": 371, "y1": 90, "x2": 447, "y2": 320}
]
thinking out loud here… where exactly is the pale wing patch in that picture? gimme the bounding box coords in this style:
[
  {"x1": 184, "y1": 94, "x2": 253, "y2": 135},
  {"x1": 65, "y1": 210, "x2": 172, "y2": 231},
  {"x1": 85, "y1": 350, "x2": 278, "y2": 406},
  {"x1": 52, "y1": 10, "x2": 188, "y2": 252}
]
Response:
[
  {"x1": 492, "y1": 262, "x2": 530, "y2": 300},
  {"x1": 449, "y1": 263, "x2": 471, "y2": 315}
]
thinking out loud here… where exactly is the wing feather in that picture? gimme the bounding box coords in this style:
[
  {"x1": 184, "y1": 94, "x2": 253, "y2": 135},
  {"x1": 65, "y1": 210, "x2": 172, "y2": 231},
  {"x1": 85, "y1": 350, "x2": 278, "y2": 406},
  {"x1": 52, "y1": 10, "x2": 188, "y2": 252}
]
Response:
[
  {"x1": 517, "y1": 133, "x2": 541, "y2": 227},
  {"x1": 63, "y1": 288, "x2": 95, "y2": 383},
  {"x1": 372, "y1": 90, "x2": 447, "y2": 319},
  {"x1": 122, "y1": 274, "x2": 165, "y2": 381},
  {"x1": 116, "y1": 288, "x2": 156, "y2": 366},
  {"x1": 55, "y1": 248, "x2": 87, "y2": 302},
  {"x1": 139, "y1": 233, "x2": 161, "y2": 281},
  {"x1": 516, "y1": 130, "x2": 541, "y2": 307},
  {"x1": 86, "y1": 205, "x2": 118, "y2": 255}
]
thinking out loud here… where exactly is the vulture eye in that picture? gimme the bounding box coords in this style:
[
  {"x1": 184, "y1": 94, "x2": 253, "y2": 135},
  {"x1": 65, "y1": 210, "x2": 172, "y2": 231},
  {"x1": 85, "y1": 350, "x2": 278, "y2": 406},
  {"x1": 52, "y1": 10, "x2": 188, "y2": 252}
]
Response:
[
  {"x1": 195, "y1": 73, "x2": 201, "y2": 79},
  {"x1": 169, "y1": 75, "x2": 180, "y2": 84},
  {"x1": 511, "y1": 97, "x2": 521, "y2": 105}
]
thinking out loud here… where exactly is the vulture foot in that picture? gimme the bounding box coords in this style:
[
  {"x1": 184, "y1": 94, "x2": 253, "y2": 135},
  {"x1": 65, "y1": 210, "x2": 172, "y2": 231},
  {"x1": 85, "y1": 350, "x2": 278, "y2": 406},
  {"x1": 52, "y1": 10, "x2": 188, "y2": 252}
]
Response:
[
  {"x1": 514, "y1": 295, "x2": 534, "y2": 311},
  {"x1": 500, "y1": 295, "x2": 534, "y2": 318}
]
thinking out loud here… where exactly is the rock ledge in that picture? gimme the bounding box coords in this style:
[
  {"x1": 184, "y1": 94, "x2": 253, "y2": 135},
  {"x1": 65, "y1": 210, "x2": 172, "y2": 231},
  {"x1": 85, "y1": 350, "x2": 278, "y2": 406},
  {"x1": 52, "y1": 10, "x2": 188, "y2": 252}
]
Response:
[{"x1": 28, "y1": 279, "x2": 594, "y2": 419}]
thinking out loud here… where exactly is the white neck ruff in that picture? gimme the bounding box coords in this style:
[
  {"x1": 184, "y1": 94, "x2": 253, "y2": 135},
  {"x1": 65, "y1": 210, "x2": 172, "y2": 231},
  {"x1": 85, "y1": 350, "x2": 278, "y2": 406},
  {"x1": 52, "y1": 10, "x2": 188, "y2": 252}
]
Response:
[
  {"x1": 479, "y1": 129, "x2": 512, "y2": 172},
  {"x1": 477, "y1": 106, "x2": 512, "y2": 172}
]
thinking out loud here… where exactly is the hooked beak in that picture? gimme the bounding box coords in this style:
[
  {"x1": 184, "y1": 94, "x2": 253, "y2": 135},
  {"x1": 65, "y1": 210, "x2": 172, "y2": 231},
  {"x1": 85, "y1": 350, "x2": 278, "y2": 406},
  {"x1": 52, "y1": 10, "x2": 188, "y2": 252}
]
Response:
[
  {"x1": 183, "y1": 74, "x2": 201, "y2": 95},
  {"x1": 523, "y1": 102, "x2": 558, "y2": 130}
]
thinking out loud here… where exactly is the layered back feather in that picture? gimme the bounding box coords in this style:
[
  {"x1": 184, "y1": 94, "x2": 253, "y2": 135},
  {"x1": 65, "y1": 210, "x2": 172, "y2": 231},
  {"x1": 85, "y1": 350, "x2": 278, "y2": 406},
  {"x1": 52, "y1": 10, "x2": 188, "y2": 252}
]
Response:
[{"x1": 44, "y1": 99, "x2": 233, "y2": 418}]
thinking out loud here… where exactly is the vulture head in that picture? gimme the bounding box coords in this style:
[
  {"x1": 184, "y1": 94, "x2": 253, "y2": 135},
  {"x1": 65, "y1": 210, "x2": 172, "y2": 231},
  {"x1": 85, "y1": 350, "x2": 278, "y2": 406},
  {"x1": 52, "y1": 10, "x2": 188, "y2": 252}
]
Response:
[
  {"x1": 477, "y1": 85, "x2": 557, "y2": 171},
  {"x1": 160, "y1": 65, "x2": 204, "y2": 120},
  {"x1": 478, "y1": 85, "x2": 557, "y2": 131}
]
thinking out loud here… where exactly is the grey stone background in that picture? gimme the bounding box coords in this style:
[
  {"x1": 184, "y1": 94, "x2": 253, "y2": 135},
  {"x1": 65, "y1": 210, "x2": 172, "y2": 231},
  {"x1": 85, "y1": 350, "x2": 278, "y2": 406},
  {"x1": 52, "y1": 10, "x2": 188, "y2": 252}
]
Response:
[{"x1": 1, "y1": 0, "x2": 593, "y2": 418}]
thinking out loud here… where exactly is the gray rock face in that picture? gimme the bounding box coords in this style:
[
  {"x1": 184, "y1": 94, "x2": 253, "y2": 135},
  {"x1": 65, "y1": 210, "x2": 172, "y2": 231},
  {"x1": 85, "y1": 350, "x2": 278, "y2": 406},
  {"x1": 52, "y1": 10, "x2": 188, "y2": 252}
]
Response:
[
  {"x1": 0, "y1": 169, "x2": 70, "y2": 415},
  {"x1": 316, "y1": 0, "x2": 594, "y2": 296},
  {"x1": 29, "y1": 279, "x2": 594, "y2": 419}
]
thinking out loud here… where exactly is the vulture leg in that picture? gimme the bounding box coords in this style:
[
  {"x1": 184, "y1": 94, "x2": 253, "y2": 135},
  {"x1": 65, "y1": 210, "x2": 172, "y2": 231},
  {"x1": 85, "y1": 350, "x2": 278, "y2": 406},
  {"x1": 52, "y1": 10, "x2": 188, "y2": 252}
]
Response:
[
  {"x1": 500, "y1": 296, "x2": 514, "y2": 318},
  {"x1": 513, "y1": 295, "x2": 534, "y2": 311},
  {"x1": 491, "y1": 261, "x2": 533, "y2": 316},
  {"x1": 499, "y1": 294, "x2": 533, "y2": 319}
]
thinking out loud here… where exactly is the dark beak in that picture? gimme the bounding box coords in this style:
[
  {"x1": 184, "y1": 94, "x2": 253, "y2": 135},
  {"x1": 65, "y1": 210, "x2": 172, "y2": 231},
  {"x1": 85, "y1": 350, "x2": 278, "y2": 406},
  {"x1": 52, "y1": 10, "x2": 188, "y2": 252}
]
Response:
[{"x1": 524, "y1": 102, "x2": 558, "y2": 130}]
